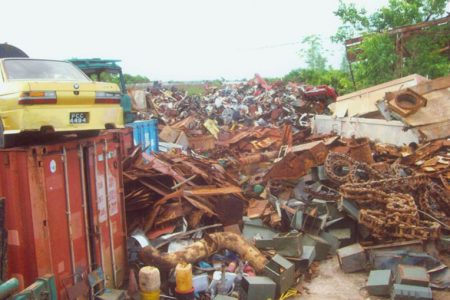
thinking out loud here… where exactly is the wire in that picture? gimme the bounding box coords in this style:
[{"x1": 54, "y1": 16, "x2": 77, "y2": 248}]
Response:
[{"x1": 279, "y1": 288, "x2": 299, "y2": 300}]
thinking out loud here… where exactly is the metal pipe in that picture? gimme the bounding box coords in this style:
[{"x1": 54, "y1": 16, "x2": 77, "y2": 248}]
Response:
[
  {"x1": 93, "y1": 142, "x2": 105, "y2": 273},
  {"x1": 103, "y1": 138, "x2": 118, "y2": 287},
  {"x1": 0, "y1": 278, "x2": 19, "y2": 299},
  {"x1": 62, "y1": 146, "x2": 76, "y2": 283},
  {"x1": 78, "y1": 145, "x2": 92, "y2": 271}
]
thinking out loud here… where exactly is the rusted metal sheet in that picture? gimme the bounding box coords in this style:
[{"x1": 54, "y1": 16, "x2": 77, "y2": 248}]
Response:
[
  {"x1": 188, "y1": 135, "x2": 216, "y2": 151},
  {"x1": 247, "y1": 200, "x2": 270, "y2": 219},
  {"x1": 239, "y1": 151, "x2": 278, "y2": 165},
  {"x1": 264, "y1": 142, "x2": 328, "y2": 180}
]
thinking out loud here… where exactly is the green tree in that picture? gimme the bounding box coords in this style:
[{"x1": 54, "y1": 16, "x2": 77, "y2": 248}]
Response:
[
  {"x1": 284, "y1": 35, "x2": 354, "y2": 95},
  {"x1": 92, "y1": 72, "x2": 150, "y2": 85},
  {"x1": 123, "y1": 74, "x2": 150, "y2": 84},
  {"x1": 333, "y1": 0, "x2": 449, "y2": 87},
  {"x1": 300, "y1": 35, "x2": 328, "y2": 71}
]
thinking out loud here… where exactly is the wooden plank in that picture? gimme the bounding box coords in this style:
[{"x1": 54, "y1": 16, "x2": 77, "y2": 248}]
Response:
[{"x1": 183, "y1": 186, "x2": 242, "y2": 196}]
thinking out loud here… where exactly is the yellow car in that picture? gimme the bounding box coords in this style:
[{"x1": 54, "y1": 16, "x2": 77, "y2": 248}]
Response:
[{"x1": 0, "y1": 58, "x2": 124, "y2": 147}]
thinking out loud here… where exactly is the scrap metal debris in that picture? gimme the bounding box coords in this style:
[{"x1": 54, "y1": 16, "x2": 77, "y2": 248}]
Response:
[{"x1": 124, "y1": 75, "x2": 450, "y2": 299}]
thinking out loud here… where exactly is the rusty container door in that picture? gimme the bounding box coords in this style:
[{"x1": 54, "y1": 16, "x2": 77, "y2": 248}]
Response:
[
  {"x1": 40, "y1": 144, "x2": 90, "y2": 299},
  {"x1": 1, "y1": 131, "x2": 128, "y2": 297},
  {"x1": 0, "y1": 149, "x2": 52, "y2": 289},
  {"x1": 86, "y1": 135, "x2": 126, "y2": 288}
]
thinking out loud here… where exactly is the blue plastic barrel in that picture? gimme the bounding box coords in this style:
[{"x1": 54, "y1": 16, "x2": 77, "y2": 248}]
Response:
[{"x1": 126, "y1": 119, "x2": 159, "y2": 154}]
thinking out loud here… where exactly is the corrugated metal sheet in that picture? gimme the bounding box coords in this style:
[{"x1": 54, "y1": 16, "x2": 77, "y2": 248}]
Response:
[
  {"x1": 0, "y1": 131, "x2": 128, "y2": 298},
  {"x1": 312, "y1": 115, "x2": 419, "y2": 146}
]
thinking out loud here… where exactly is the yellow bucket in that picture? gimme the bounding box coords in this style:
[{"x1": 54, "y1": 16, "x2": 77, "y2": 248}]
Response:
[
  {"x1": 175, "y1": 263, "x2": 193, "y2": 293},
  {"x1": 140, "y1": 290, "x2": 160, "y2": 300}
]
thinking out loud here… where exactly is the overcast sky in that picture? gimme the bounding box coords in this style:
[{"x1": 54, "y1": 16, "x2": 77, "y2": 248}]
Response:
[{"x1": 2, "y1": 0, "x2": 390, "y2": 81}]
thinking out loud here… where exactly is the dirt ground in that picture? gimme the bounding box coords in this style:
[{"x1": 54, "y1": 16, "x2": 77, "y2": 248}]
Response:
[{"x1": 296, "y1": 256, "x2": 450, "y2": 300}]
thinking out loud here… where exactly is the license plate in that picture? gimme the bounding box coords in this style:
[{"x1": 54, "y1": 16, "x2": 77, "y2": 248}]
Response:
[{"x1": 69, "y1": 112, "x2": 89, "y2": 124}]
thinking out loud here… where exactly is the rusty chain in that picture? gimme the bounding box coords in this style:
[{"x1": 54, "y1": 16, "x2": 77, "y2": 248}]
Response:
[{"x1": 326, "y1": 152, "x2": 444, "y2": 240}]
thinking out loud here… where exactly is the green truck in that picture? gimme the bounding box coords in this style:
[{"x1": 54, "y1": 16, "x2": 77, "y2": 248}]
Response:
[{"x1": 68, "y1": 58, "x2": 135, "y2": 123}]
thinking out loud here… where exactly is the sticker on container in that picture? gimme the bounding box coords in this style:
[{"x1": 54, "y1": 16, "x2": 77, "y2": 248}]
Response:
[
  {"x1": 58, "y1": 261, "x2": 65, "y2": 274},
  {"x1": 7, "y1": 230, "x2": 19, "y2": 246},
  {"x1": 107, "y1": 168, "x2": 118, "y2": 216},
  {"x1": 50, "y1": 160, "x2": 57, "y2": 173},
  {"x1": 96, "y1": 174, "x2": 107, "y2": 223}
]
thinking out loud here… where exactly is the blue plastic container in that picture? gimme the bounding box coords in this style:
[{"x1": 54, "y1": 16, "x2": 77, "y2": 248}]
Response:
[{"x1": 126, "y1": 119, "x2": 159, "y2": 154}]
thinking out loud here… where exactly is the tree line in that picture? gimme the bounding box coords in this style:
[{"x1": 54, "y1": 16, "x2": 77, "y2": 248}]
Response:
[{"x1": 284, "y1": 0, "x2": 449, "y2": 95}]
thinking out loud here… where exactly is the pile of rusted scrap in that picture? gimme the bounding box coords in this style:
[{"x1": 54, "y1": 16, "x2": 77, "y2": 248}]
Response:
[
  {"x1": 246, "y1": 135, "x2": 450, "y2": 240},
  {"x1": 123, "y1": 146, "x2": 246, "y2": 236},
  {"x1": 125, "y1": 129, "x2": 450, "y2": 298},
  {"x1": 146, "y1": 75, "x2": 336, "y2": 153},
  {"x1": 123, "y1": 76, "x2": 450, "y2": 299},
  {"x1": 231, "y1": 135, "x2": 450, "y2": 299}
]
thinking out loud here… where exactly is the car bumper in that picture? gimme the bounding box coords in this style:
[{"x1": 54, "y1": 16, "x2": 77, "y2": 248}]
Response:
[{"x1": 1, "y1": 105, "x2": 124, "y2": 134}]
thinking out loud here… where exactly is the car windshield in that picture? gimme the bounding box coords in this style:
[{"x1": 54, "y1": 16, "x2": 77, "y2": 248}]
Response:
[{"x1": 3, "y1": 59, "x2": 91, "y2": 81}]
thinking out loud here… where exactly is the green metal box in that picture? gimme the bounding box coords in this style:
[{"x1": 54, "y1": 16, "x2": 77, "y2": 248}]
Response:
[
  {"x1": 263, "y1": 254, "x2": 295, "y2": 296},
  {"x1": 273, "y1": 232, "x2": 303, "y2": 257},
  {"x1": 301, "y1": 234, "x2": 331, "y2": 260},
  {"x1": 239, "y1": 276, "x2": 276, "y2": 300},
  {"x1": 298, "y1": 245, "x2": 316, "y2": 273},
  {"x1": 367, "y1": 269, "x2": 392, "y2": 296},
  {"x1": 391, "y1": 284, "x2": 432, "y2": 300},
  {"x1": 395, "y1": 265, "x2": 429, "y2": 287},
  {"x1": 337, "y1": 243, "x2": 367, "y2": 273}
]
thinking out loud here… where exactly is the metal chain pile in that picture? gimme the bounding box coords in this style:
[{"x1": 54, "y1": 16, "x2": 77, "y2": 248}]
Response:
[{"x1": 325, "y1": 152, "x2": 445, "y2": 240}]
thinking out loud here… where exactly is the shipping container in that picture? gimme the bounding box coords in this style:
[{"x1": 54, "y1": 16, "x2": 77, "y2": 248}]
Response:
[{"x1": 0, "y1": 131, "x2": 128, "y2": 299}]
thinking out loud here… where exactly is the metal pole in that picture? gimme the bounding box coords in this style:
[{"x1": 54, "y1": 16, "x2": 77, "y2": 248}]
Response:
[
  {"x1": 62, "y1": 147, "x2": 76, "y2": 282},
  {"x1": 0, "y1": 278, "x2": 19, "y2": 299},
  {"x1": 103, "y1": 138, "x2": 118, "y2": 287},
  {"x1": 93, "y1": 142, "x2": 105, "y2": 273},
  {"x1": 78, "y1": 145, "x2": 92, "y2": 272}
]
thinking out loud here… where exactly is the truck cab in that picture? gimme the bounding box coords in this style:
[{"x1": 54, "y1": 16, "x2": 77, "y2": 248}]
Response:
[{"x1": 68, "y1": 58, "x2": 135, "y2": 123}]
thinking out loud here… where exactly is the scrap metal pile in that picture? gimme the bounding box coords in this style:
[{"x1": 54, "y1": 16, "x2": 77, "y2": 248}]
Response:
[
  {"x1": 138, "y1": 75, "x2": 336, "y2": 154},
  {"x1": 124, "y1": 76, "x2": 450, "y2": 299},
  {"x1": 123, "y1": 147, "x2": 245, "y2": 235}
]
